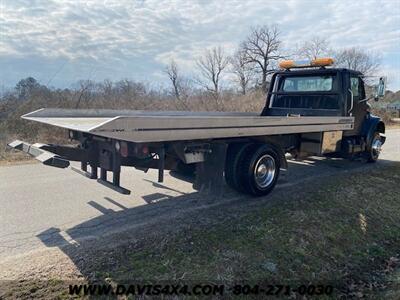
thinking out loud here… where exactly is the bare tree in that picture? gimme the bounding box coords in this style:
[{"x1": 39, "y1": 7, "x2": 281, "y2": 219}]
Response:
[
  {"x1": 165, "y1": 59, "x2": 186, "y2": 108},
  {"x1": 334, "y1": 47, "x2": 381, "y2": 75},
  {"x1": 297, "y1": 36, "x2": 331, "y2": 60},
  {"x1": 165, "y1": 59, "x2": 191, "y2": 109},
  {"x1": 241, "y1": 25, "x2": 283, "y2": 92},
  {"x1": 15, "y1": 77, "x2": 44, "y2": 101},
  {"x1": 195, "y1": 46, "x2": 229, "y2": 106},
  {"x1": 230, "y1": 49, "x2": 255, "y2": 95},
  {"x1": 165, "y1": 60, "x2": 181, "y2": 100},
  {"x1": 74, "y1": 80, "x2": 94, "y2": 109}
]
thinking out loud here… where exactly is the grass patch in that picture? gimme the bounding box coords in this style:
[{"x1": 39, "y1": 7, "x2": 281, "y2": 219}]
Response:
[
  {"x1": 96, "y1": 164, "x2": 400, "y2": 298},
  {"x1": 2, "y1": 164, "x2": 399, "y2": 299}
]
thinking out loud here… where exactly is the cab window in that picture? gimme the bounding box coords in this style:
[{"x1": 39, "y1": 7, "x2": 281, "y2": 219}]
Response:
[
  {"x1": 272, "y1": 75, "x2": 339, "y2": 110},
  {"x1": 350, "y1": 77, "x2": 359, "y2": 98},
  {"x1": 282, "y1": 76, "x2": 333, "y2": 92},
  {"x1": 350, "y1": 76, "x2": 366, "y2": 101}
]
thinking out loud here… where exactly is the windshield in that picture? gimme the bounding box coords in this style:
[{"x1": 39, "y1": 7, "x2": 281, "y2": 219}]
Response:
[{"x1": 281, "y1": 76, "x2": 333, "y2": 92}]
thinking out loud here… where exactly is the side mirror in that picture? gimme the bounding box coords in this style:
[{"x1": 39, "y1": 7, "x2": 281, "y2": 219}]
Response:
[{"x1": 374, "y1": 77, "x2": 386, "y2": 101}]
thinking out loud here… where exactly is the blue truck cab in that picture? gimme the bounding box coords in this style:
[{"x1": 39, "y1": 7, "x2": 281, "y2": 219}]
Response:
[{"x1": 262, "y1": 59, "x2": 386, "y2": 162}]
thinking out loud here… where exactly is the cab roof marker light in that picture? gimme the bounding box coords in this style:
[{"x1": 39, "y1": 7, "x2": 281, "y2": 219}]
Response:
[
  {"x1": 279, "y1": 57, "x2": 334, "y2": 69},
  {"x1": 311, "y1": 57, "x2": 334, "y2": 67}
]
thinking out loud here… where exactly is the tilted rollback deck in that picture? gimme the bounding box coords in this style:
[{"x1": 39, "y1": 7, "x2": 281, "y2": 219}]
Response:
[
  {"x1": 9, "y1": 63, "x2": 386, "y2": 197},
  {"x1": 9, "y1": 108, "x2": 355, "y2": 196},
  {"x1": 23, "y1": 108, "x2": 354, "y2": 142}
]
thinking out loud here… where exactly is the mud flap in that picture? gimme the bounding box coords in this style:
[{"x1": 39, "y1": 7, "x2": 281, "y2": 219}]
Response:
[{"x1": 193, "y1": 142, "x2": 227, "y2": 198}]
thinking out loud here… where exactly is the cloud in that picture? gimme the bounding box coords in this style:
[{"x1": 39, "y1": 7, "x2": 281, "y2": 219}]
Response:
[{"x1": 0, "y1": 0, "x2": 399, "y2": 90}]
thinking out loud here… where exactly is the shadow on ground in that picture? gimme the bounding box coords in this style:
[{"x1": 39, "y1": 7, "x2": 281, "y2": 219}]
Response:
[
  {"x1": 33, "y1": 158, "x2": 400, "y2": 297},
  {"x1": 36, "y1": 156, "x2": 370, "y2": 251}
]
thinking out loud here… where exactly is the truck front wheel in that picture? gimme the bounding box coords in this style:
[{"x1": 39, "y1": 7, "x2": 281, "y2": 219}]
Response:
[
  {"x1": 239, "y1": 144, "x2": 280, "y2": 196},
  {"x1": 366, "y1": 132, "x2": 384, "y2": 162}
]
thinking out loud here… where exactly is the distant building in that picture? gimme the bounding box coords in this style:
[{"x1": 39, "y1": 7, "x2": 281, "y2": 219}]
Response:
[{"x1": 387, "y1": 101, "x2": 400, "y2": 110}]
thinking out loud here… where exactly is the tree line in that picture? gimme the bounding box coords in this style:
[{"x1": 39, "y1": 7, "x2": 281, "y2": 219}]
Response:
[
  {"x1": 0, "y1": 24, "x2": 390, "y2": 158},
  {"x1": 0, "y1": 24, "x2": 383, "y2": 125},
  {"x1": 165, "y1": 25, "x2": 381, "y2": 110}
]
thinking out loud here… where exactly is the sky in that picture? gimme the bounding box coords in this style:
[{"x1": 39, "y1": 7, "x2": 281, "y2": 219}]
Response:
[{"x1": 0, "y1": 0, "x2": 399, "y2": 91}]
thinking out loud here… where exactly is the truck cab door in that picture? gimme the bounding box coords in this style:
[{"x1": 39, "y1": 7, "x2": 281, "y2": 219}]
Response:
[{"x1": 345, "y1": 75, "x2": 368, "y2": 136}]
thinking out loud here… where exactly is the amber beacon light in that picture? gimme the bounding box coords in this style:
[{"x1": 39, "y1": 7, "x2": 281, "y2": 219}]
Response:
[{"x1": 279, "y1": 57, "x2": 334, "y2": 69}]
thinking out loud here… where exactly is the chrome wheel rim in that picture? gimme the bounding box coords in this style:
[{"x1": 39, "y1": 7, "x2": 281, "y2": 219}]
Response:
[
  {"x1": 371, "y1": 136, "x2": 382, "y2": 158},
  {"x1": 254, "y1": 154, "x2": 276, "y2": 189}
]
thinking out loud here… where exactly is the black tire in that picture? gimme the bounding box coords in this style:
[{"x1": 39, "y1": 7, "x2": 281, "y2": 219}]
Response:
[
  {"x1": 225, "y1": 143, "x2": 255, "y2": 192},
  {"x1": 366, "y1": 132, "x2": 383, "y2": 163},
  {"x1": 238, "y1": 144, "x2": 280, "y2": 196}
]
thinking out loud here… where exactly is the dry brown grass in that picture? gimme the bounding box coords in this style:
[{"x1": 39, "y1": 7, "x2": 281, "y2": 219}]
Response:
[
  {"x1": 371, "y1": 108, "x2": 398, "y2": 126},
  {"x1": 1, "y1": 83, "x2": 396, "y2": 163},
  {"x1": 0, "y1": 88, "x2": 267, "y2": 162}
]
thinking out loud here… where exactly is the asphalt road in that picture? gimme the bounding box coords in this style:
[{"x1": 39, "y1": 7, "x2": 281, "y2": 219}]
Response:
[{"x1": 1, "y1": 129, "x2": 399, "y2": 262}]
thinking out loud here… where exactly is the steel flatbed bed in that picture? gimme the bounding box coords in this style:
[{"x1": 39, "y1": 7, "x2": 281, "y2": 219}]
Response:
[{"x1": 23, "y1": 108, "x2": 354, "y2": 142}]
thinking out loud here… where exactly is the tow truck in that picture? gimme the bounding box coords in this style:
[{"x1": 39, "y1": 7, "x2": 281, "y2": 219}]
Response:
[{"x1": 8, "y1": 58, "x2": 386, "y2": 196}]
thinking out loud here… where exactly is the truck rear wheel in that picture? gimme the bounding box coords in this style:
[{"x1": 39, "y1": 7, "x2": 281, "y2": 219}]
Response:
[
  {"x1": 225, "y1": 143, "x2": 254, "y2": 192},
  {"x1": 238, "y1": 144, "x2": 280, "y2": 196}
]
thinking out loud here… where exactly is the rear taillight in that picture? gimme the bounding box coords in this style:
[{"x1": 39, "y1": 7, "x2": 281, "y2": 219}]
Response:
[
  {"x1": 142, "y1": 145, "x2": 149, "y2": 155},
  {"x1": 120, "y1": 142, "x2": 129, "y2": 157}
]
